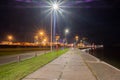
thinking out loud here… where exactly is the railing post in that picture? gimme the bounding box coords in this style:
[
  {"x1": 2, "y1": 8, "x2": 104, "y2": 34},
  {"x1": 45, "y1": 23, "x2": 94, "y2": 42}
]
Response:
[
  {"x1": 35, "y1": 52, "x2": 37, "y2": 57},
  {"x1": 17, "y1": 55, "x2": 20, "y2": 62}
]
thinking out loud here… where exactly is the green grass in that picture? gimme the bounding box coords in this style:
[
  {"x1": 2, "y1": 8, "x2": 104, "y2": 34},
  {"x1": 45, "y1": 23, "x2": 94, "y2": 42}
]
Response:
[
  {"x1": 0, "y1": 48, "x2": 50, "y2": 56},
  {"x1": 0, "y1": 49, "x2": 69, "y2": 80}
]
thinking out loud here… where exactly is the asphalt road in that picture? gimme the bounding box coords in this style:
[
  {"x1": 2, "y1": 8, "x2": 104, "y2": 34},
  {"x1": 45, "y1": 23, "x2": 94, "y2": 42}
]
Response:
[{"x1": 0, "y1": 50, "x2": 50, "y2": 65}]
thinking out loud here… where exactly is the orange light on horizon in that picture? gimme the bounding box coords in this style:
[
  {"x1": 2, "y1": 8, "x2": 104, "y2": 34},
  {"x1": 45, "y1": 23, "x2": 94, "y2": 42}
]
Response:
[
  {"x1": 39, "y1": 31, "x2": 44, "y2": 36},
  {"x1": 43, "y1": 37, "x2": 48, "y2": 42},
  {"x1": 75, "y1": 35, "x2": 79, "y2": 41},
  {"x1": 44, "y1": 39, "x2": 47, "y2": 42},
  {"x1": 34, "y1": 35, "x2": 38, "y2": 40},
  {"x1": 8, "y1": 35, "x2": 13, "y2": 41}
]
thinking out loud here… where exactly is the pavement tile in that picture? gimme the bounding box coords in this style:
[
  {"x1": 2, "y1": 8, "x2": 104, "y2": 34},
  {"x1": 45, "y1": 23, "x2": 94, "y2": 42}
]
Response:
[
  {"x1": 61, "y1": 71, "x2": 96, "y2": 80},
  {"x1": 64, "y1": 65, "x2": 89, "y2": 72},
  {"x1": 25, "y1": 64, "x2": 63, "y2": 79}
]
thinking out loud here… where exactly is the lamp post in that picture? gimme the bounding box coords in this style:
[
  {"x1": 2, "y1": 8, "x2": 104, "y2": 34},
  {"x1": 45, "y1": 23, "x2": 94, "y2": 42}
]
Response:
[
  {"x1": 64, "y1": 29, "x2": 69, "y2": 45},
  {"x1": 51, "y1": 12, "x2": 53, "y2": 52},
  {"x1": 65, "y1": 29, "x2": 69, "y2": 40},
  {"x1": 50, "y1": 2, "x2": 60, "y2": 52}
]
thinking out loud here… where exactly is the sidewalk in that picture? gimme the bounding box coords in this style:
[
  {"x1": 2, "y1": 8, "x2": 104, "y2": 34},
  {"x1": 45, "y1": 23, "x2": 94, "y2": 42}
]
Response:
[
  {"x1": 80, "y1": 50, "x2": 120, "y2": 80},
  {"x1": 23, "y1": 48, "x2": 96, "y2": 80},
  {"x1": 23, "y1": 48, "x2": 120, "y2": 80}
]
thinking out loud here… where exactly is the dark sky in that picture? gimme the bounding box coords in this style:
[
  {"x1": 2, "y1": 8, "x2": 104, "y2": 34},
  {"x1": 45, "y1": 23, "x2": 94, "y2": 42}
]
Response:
[{"x1": 0, "y1": 0, "x2": 120, "y2": 46}]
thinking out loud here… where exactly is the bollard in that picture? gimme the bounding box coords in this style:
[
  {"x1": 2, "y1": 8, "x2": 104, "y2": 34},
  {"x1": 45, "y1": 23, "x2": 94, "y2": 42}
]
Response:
[
  {"x1": 35, "y1": 52, "x2": 37, "y2": 57},
  {"x1": 44, "y1": 51, "x2": 46, "y2": 54},
  {"x1": 17, "y1": 55, "x2": 20, "y2": 62}
]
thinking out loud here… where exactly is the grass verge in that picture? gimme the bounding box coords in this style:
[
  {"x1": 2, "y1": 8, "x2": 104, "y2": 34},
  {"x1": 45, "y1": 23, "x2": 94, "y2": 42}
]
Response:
[{"x1": 0, "y1": 49, "x2": 69, "y2": 80}]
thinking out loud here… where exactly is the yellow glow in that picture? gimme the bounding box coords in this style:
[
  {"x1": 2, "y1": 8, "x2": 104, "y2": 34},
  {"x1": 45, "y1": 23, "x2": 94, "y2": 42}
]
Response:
[
  {"x1": 34, "y1": 36, "x2": 38, "y2": 40},
  {"x1": 43, "y1": 38, "x2": 47, "y2": 42},
  {"x1": 75, "y1": 36, "x2": 79, "y2": 41},
  {"x1": 39, "y1": 30, "x2": 44, "y2": 36},
  {"x1": 40, "y1": 32, "x2": 43, "y2": 35},
  {"x1": 43, "y1": 37, "x2": 48, "y2": 42},
  {"x1": 75, "y1": 36, "x2": 79, "y2": 39},
  {"x1": 8, "y1": 35, "x2": 13, "y2": 41}
]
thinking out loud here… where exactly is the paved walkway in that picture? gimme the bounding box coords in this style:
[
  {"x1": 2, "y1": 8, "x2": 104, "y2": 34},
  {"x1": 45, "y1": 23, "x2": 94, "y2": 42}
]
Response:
[
  {"x1": 81, "y1": 50, "x2": 120, "y2": 80},
  {"x1": 23, "y1": 48, "x2": 120, "y2": 80},
  {"x1": 23, "y1": 49, "x2": 96, "y2": 80}
]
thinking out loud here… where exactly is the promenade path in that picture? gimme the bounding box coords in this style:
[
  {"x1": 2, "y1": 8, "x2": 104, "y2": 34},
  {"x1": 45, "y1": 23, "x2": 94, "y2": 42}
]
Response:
[{"x1": 23, "y1": 48, "x2": 120, "y2": 80}]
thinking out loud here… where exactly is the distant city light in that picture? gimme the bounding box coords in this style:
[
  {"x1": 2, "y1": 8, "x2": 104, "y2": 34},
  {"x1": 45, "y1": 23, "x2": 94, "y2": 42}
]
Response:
[
  {"x1": 65, "y1": 29, "x2": 69, "y2": 34},
  {"x1": 75, "y1": 35, "x2": 79, "y2": 41},
  {"x1": 39, "y1": 32, "x2": 44, "y2": 36},
  {"x1": 8, "y1": 35, "x2": 13, "y2": 41},
  {"x1": 43, "y1": 38, "x2": 47, "y2": 42},
  {"x1": 34, "y1": 36, "x2": 38, "y2": 40}
]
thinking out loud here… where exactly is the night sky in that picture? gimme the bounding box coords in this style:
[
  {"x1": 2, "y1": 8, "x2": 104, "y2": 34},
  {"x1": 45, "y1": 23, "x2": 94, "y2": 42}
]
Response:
[{"x1": 0, "y1": 0, "x2": 120, "y2": 46}]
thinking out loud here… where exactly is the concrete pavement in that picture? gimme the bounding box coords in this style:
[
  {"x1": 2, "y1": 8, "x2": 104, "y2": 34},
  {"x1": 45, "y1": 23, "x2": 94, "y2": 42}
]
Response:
[
  {"x1": 81, "y1": 50, "x2": 120, "y2": 80},
  {"x1": 22, "y1": 48, "x2": 120, "y2": 80},
  {"x1": 23, "y1": 49, "x2": 96, "y2": 80}
]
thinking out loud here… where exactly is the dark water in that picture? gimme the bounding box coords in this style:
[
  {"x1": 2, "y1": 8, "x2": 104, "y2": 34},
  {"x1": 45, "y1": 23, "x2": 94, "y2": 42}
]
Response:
[{"x1": 89, "y1": 47, "x2": 120, "y2": 69}]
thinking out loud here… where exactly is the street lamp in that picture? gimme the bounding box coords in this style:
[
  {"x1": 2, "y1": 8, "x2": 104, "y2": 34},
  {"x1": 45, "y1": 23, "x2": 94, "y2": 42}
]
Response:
[
  {"x1": 8, "y1": 35, "x2": 13, "y2": 41},
  {"x1": 52, "y1": 3, "x2": 59, "y2": 10},
  {"x1": 75, "y1": 35, "x2": 79, "y2": 41},
  {"x1": 50, "y1": 2, "x2": 60, "y2": 52},
  {"x1": 34, "y1": 35, "x2": 38, "y2": 40},
  {"x1": 39, "y1": 31, "x2": 44, "y2": 36},
  {"x1": 7, "y1": 35, "x2": 13, "y2": 44},
  {"x1": 65, "y1": 29, "x2": 69, "y2": 43},
  {"x1": 39, "y1": 31, "x2": 45, "y2": 44},
  {"x1": 65, "y1": 29, "x2": 69, "y2": 35}
]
